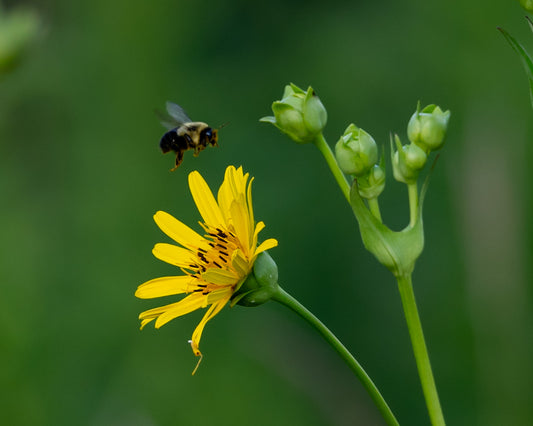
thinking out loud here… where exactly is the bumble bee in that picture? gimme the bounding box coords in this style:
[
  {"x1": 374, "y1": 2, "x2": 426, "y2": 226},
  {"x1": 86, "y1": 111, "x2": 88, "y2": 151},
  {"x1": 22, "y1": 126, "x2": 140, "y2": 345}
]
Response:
[{"x1": 157, "y1": 101, "x2": 219, "y2": 171}]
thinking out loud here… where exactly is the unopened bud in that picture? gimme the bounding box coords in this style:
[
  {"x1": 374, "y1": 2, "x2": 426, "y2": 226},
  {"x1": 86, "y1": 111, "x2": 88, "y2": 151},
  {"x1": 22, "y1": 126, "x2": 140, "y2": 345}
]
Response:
[
  {"x1": 260, "y1": 83, "x2": 327, "y2": 144},
  {"x1": 407, "y1": 104, "x2": 450, "y2": 153},
  {"x1": 391, "y1": 135, "x2": 427, "y2": 184},
  {"x1": 335, "y1": 124, "x2": 378, "y2": 177}
]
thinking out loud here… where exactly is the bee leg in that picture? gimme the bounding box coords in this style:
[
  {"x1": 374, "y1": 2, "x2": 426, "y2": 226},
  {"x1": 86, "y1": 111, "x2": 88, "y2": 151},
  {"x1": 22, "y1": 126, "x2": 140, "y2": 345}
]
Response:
[{"x1": 170, "y1": 150, "x2": 184, "y2": 171}]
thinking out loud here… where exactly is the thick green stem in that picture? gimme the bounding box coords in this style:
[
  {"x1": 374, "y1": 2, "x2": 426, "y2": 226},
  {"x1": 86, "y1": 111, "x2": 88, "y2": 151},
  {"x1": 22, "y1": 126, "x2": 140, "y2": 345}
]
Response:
[
  {"x1": 367, "y1": 197, "x2": 383, "y2": 223},
  {"x1": 271, "y1": 286, "x2": 399, "y2": 426},
  {"x1": 407, "y1": 183, "x2": 418, "y2": 228},
  {"x1": 313, "y1": 133, "x2": 351, "y2": 202},
  {"x1": 397, "y1": 274, "x2": 445, "y2": 426}
]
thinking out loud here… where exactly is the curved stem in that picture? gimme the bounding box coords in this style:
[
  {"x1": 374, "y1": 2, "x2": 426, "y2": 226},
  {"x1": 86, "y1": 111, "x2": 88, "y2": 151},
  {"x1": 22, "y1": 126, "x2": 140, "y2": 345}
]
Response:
[
  {"x1": 397, "y1": 274, "x2": 445, "y2": 425},
  {"x1": 271, "y1": 286, "x2": 399, "y2": 426},
  {"x1": 313, "y1": 133, "x2": 351, "y2": 202}
]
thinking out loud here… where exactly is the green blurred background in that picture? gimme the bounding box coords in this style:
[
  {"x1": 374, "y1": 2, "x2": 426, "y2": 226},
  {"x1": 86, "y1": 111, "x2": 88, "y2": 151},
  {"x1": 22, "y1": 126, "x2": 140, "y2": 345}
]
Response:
[{"x1": 1, "y1": 0, "x2": 532, "y2": 424}]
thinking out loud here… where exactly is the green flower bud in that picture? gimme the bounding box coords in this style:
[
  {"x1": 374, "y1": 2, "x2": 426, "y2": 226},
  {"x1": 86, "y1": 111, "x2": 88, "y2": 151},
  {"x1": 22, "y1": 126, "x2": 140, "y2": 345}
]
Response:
[
  {"x1": 0, "y1": 6, "x2": 40, "y2": 75},
  {"x1": 232, "y1": 251, "x2": 279, "y2": 307},
  {"x1": 519, "y1": 0, "x2": 533, "y2": 12},
  {"x1": 358, "y1": 162, "x2": 386, "y2": 200},
  {"x1": 407, "y1": 104, "x2": 450, "y2": 152},
  {"x1": 335, "y1": 124, "x2": 378, "y2": 177},
  {"x1": 391, "y1": 135, "x2": 427, "y2": 184},
  {"x1": 260, "y1": 83, "x2": 327, "y2": 144}
]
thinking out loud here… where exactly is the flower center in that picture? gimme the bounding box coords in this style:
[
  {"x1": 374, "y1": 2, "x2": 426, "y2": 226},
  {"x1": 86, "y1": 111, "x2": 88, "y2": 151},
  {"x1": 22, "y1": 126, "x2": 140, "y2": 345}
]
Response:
[{"x1": 184, "y1": 224, "x2": 243, "y2": 295}]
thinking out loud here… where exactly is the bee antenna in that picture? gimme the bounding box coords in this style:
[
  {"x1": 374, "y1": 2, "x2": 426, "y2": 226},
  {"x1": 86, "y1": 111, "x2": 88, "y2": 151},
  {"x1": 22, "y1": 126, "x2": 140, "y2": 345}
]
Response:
[{"x1": 217, "y1": 122, "x2": 230, "y2": 130}]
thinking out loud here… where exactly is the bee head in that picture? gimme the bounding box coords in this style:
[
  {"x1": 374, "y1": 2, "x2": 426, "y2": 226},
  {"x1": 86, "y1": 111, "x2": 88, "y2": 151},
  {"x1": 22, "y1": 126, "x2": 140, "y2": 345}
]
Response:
[{"x1": 202, "y1": 127, "x2": 218, "y2": 147}]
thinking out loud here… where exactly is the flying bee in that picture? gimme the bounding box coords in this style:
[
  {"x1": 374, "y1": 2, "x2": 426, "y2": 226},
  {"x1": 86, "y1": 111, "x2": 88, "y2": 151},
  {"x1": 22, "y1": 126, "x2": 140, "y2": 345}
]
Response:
[{"x1": 157, "y1": 101, "x2": 221, "y2": 171}]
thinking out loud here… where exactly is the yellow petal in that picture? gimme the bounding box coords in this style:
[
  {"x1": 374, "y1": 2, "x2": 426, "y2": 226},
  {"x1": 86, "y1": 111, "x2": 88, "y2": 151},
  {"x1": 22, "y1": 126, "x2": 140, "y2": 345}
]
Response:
[
  {"x1": 231, "y1": 249, "x2": 251, "y2": 277},
  {"x1": 140, "y1": 318, "x2": 155, "y2": 329},
  {"x1": 217, "y1": 167, "x2": 236, "y2": 221},
  {"x1": 154, "y1": 293, "x2": 206, "y2": 328},
  {"x1": 246, "y1": 177, "x2": 255, "y2": 234},
  {"x1": 255, "y1": 238, "x2": 278, "y2": 255},
  {"x1": 188, "y1": 171, "x2": 225, "y2": 227},
  {"x1": 152, "y1": 243, "x2": 196, "y2": 267},
  {"x1": 139, "y1": 300, "x2": 182, "y2": 323},
  {"x1": 224, "y1": 166, "x2": 247, "y2": 206},
  {"x1": 190, "y1": 294, "x2": 231, "y2": 356},
  {"x1": 206, "y1": 286, "x2": 234, "y2": 304},
  {"x1": 154, "y1": 211, "x2": 206, "y2": 251},
  {"x1": 135, "y1": 276, "x2": 194, "y2": 299},
  {"x1": 229, "y1": 199, "x2": 251, "y2": 255},
  {"x1": 201, "y1": 268, "x2": 239, "y2": 285},
  {"x1": 251, "y1": 221, "x2": 265, "y2": 249}
]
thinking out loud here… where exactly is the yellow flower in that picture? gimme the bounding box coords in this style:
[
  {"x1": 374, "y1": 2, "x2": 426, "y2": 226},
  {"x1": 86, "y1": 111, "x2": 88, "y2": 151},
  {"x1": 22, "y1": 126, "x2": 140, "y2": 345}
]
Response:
[{"x1": 135, "y1": 165, "x2": 278, "y2": 372}]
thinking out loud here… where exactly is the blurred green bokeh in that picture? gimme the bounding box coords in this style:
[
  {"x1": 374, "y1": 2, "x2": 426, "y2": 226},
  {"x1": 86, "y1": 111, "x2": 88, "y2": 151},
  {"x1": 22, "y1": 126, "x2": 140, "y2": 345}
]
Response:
[{"x1": 1, "y1": 0, "x2": 532, "y2": 425}]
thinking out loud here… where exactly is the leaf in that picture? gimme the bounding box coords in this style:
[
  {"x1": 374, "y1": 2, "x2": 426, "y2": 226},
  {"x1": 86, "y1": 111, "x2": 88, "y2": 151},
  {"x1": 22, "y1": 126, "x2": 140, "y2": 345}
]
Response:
[{"x1": 498, "y1": 26, "x2": 533, "y2": 108}]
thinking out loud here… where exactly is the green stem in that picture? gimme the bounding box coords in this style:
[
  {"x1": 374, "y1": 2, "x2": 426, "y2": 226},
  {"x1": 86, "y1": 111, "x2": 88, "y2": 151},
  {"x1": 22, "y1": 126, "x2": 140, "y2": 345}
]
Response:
[
  {"x1": 272, "y1": 286, "x2": 399, "y2": 426},
  {"x1": 313, "y1": 133, "x2": 350, "y2": 202},
  {"x1": 397, "y1": 274, "x2": 445, "y2": 426},
  {"x1": 407, "y1": 182, "x2": 418, "y2": 227},
  {"x1": 366, "y1": 197, "x2": 383, "y2": 223}
]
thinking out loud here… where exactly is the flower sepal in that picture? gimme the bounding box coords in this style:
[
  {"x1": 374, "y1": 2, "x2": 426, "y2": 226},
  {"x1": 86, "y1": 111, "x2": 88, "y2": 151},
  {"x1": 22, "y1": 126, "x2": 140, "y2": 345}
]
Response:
[{"x1": 232, "y1": 251, "x2": 279, "y2": 307}]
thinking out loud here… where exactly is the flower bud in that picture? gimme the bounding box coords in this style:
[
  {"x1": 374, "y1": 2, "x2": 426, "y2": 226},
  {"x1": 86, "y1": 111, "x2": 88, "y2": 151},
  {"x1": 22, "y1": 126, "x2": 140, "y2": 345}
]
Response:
[
  {"x1": 407, "y1": 104, "x2": 450, "y2": 152},
  {"x1": 335, "y1": 124, "x2": 378, "y2": 177},
  {"x1": 358, "y1": 163, "x2": 386, "y2": 199},
  {"x1": 232, "y1": 251, "x2": 279, "y2": 307},
  {"x1": 391, "y1": 135, "x2": 427, "y2": 184},
  {"x1": 260, "y1": 83, "x2": 327, "y2": 144},
  {"x1": 519, "y1": 0, "x2": 533, "y2": 12},
  {"x1": 0, "y1": 6, "x2": 40, "y2": 75}
]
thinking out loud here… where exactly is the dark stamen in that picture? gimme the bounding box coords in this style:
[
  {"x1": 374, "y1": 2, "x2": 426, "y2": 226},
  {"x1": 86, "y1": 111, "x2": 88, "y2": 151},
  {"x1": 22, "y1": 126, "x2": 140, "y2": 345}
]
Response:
[{"x1": 216, "y1": 229, "x2": 228, "y2": 238}]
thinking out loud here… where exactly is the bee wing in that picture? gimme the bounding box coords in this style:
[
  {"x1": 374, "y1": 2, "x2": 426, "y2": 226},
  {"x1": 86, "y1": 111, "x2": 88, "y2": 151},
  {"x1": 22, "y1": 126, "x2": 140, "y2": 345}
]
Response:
[
  {"x1": 166, "y1": 101, "x2": 192, "y2": 124},
  {"x1": 155, "y1": 108, "x2": 182, "y2": 130}
]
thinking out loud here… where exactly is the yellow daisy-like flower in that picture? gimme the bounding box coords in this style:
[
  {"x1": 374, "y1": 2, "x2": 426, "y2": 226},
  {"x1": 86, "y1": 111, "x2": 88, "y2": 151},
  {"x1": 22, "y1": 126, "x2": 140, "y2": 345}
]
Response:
[{"x1": 135, "y1": 165, "x2": 277, "y2": 370}]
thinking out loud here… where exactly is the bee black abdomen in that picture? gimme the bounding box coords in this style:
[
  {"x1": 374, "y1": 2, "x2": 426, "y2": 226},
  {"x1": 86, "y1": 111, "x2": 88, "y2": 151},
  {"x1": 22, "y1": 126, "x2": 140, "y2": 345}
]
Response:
[
  {"x1": 160, "y1": 129, "x2": 187, "y2": 153},
  {"x1": 159, "y1": 130, "x2": 176, "y2": 153}
]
